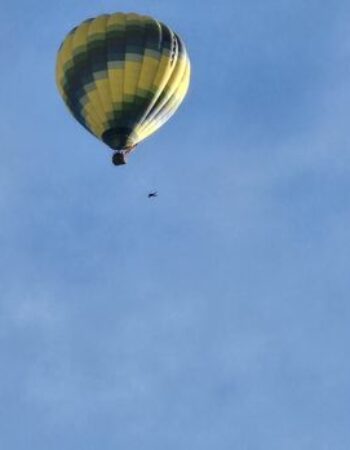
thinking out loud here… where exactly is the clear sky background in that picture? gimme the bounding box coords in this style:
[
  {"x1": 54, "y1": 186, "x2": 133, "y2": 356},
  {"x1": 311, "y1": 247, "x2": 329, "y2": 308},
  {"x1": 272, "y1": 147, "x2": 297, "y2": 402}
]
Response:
[{"x1": 1, "y1": 0, "x2": 350, "y2": 449}]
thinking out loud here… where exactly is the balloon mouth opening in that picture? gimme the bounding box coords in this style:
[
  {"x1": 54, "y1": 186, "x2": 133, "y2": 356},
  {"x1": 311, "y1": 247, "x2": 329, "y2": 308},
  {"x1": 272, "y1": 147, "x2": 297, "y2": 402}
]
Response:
[{"x1": 102, "y1": 128, "x2": 135, "y2": 150}]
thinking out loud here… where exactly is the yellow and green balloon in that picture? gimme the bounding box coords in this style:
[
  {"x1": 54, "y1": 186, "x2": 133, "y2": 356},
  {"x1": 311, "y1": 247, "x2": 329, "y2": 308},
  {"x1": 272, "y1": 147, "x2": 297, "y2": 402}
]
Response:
[{"x1": 56, "y1": 12, "x2": 191, "y2": 165}]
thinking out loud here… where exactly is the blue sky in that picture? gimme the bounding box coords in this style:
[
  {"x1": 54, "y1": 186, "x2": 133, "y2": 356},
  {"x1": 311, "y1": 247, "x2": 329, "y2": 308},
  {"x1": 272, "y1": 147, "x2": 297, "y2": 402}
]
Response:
[{"x1": 1, "y1": 0, "x2": 350, "y2": 449}]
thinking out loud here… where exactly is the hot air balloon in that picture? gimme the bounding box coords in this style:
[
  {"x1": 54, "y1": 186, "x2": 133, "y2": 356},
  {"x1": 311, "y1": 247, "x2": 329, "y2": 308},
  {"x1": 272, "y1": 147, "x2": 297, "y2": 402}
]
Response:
[{"x1": 56, "y1": 12, "x2": 191, "y2": 165}]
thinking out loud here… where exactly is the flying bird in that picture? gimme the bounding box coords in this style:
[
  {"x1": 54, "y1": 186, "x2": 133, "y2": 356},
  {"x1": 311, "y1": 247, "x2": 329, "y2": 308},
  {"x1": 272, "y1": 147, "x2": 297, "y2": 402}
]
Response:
[{"x1": 148, "y1": 191, "x2": 158, "y2": 198}]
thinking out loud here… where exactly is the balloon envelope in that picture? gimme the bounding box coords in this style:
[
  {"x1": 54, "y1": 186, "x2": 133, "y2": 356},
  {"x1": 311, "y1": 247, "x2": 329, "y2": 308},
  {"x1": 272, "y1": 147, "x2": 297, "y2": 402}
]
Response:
[{"x1": 56, "y1": 12, "x2": 191, "y2": 161}]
